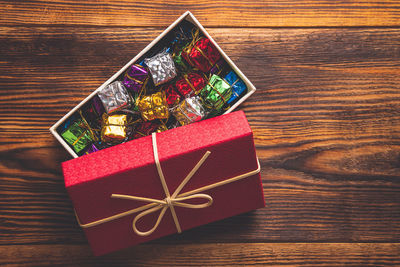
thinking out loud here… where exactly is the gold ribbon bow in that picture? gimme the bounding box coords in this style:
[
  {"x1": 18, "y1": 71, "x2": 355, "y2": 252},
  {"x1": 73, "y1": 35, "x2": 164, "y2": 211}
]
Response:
[
  {"x1": 76, "y1": 132, "x2": 261, "y2": 237},
  {"x1": 111, "y1": 132, "x2": 213, "y2": 236}
]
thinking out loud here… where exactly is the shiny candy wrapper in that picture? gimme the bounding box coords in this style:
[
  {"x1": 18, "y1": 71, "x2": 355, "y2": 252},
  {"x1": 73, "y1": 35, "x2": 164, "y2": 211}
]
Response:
[
  {"x1": 200, "y1": 74, "x2": 232, "y2": 111},
  {"x1": 175, "y1": 72, "x2": 206, "y2": 97},
  {"x1": 57, "y1": 114, "x2": 78, "y2": 134},
  {"x1": 61, "y1": 119, "x2": 93, "y2": 154},
  {"x1": 125, "y1": 91, "x2": 140, "y2": 113},
  {"x1": 144, "y1": 50, "x2": 177, "y2": 86},
  {"x1": 172, "y1": 22, "x2": 196, "y2": 48},
  {"x1": 123, "y1": 64, "x2": 148, "y2": 93},
  {"x1": 101, "y1": 114, "x2": 129, "y2": 144},
  {"x1": 224, "y1": 71, "x2": 247, "y2": 105},
  {"x1": 173, "y1": 49, "x2": 190, "y2": 72},
  {"x1": 137, "y1": 91, "x2": 169, "y2": 121},
  {"x1": 131, "y1": 121, "x2": 160, "y2": 139},
  {"x1": 156, "y1": 123, "x2": 169, "y2": 133},
  {"x1": 84, "y1": 143, "x2": 100, "y2": 155},
  {"x1": 171, "y1": 96, "x2": 206, "y2": 126},
  {"x1": 183, "y1": 37, "x2": 221, "y2": 73},
  {"x1": 81, "y1": 95, "x2": 104, "y2": 128},
  {"x1": 209, "y1": 59, "x2": 227, "y2": 76},
  {"x1": 163, "y1": 84, "x2": 181, "y2": 107},
  {"x1": 98, "y1": 81, "x2": 131, "y2": 114}
]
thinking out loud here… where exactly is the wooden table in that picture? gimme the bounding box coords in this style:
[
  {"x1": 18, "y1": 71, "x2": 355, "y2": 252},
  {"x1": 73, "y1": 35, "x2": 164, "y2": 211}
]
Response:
[{"x1": 1, "y1": 1, "x2": 400, "y2": 266}]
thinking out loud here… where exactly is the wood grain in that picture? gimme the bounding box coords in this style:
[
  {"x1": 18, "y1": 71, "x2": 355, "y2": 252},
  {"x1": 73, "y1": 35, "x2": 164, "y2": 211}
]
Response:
[
  {"x1": 1, "y1": 243, "x2": 400, "y2": 266},
  {"x1": 1, "y1": 27, "x2": 399, "y2": 249},
  {"x1": 1, "y1": 1, "x2": 400, "y2": 27},
  {"x1": 1, "y1": 1, "x2": 400, "y2": 264}
]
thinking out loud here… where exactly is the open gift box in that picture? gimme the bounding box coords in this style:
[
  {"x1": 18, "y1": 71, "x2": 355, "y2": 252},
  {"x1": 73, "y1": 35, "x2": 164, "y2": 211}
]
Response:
[{"x1": 50, "y1": 11, "x2": 264, "y2": 256}]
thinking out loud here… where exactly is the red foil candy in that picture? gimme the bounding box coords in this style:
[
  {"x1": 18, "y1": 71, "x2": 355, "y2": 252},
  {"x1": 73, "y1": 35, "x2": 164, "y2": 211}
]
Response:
[
  {"x1": 131, "y1": 121, "x2": 160, "y2": 139},
  {"x1": 163, "y1": 84, "x2": 181, "y2": 107},
  {"x1": 182, "y1": 37, "x2": 221, "y2": 72},
  {"x1": 175, "y1": 72, "x2": 206, "y2": 97}
]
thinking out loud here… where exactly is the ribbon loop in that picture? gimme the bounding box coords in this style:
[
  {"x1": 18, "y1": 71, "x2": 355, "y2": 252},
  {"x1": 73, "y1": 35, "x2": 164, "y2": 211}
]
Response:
[
  {"x1": 172, "y1": 194, "x2": 213, "y2": 209},
  {"x1": 125, "y1": 192, "x2": 213, "y2": 236},
  {"x1": 132, "y1": 205, "x2": 166, "y2": 236}
]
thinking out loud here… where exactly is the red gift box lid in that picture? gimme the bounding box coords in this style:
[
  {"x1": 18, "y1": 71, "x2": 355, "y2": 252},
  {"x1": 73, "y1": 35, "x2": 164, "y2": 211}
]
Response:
[{"x1": 62, "y1": 110, "x2": 264, "y2": 255}]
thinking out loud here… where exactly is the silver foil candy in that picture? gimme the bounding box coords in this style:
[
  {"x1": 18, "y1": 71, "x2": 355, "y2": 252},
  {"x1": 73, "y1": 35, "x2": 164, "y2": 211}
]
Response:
[
  {"x1": 144, "y1": 50, "x2": 177, "y2": 86},
  {"x1": 97, "y1": 81, "x2": 131, "y2": 114},
  {"x1": 171, "y1": 96, "x2": 206, "y2": 126}
]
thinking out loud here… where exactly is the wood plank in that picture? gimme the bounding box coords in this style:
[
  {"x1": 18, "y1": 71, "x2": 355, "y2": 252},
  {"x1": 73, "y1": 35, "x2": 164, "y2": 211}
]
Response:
[
  {"x1": 1, "y1": 243, "x2": 400, "y2": 266},
  {"x1": 1, "y1": 1, "x2": 400, "y2": 27},
  {"x1": 0, "y1": 27, "x2": 400, "y2": 246}
]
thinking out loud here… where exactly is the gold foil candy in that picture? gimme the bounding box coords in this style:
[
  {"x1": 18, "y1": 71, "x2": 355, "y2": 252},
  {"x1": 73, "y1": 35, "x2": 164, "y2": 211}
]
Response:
[
  {"x1": 101, "y1": 114, "x2": 128, "y2": 143},
  {"x1": 137, "y1": 91, "x2": 169, "y2": 121}
]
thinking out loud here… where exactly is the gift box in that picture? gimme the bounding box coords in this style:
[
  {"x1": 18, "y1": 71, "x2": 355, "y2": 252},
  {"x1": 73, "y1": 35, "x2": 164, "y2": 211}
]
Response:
[
  {"x1": 62, "y1": 111, "x2": 264, "y2": 256},
  {"x1": 49, "y1": 11, "x2": 263, "y2": 256}
]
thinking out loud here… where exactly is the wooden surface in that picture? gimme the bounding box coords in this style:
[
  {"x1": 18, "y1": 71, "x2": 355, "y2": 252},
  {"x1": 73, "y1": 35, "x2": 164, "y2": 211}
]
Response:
[{"x1": 1, "y1": 1, "x2": 400, "y2": 266}]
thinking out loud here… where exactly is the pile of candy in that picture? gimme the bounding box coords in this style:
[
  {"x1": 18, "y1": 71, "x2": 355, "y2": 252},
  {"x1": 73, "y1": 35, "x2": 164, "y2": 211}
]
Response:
[{"x1": 57, "y1": 21, "x2": 248, "y2": 156}]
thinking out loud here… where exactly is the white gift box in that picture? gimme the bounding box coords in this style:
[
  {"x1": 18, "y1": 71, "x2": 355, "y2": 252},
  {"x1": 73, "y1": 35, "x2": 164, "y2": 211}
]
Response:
[{"x1": 49, "y1": 11, "x2": 257, "y2": 158}]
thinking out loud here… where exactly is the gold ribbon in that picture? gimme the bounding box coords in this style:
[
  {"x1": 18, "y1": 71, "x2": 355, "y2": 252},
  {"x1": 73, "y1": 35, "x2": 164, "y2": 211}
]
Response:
[
  {"x1": 71, "y1": 110, "x2": 99, "y2": 146},
  {"x1": 125, "y1": 73, "x2": 144, "y2": 85},
  {"x1": 76, "y1": 132, "x2": 261, "y2": 237},
  {"x1": 223, "y1": 77, "x2": 240, "y2": 98},
  {"x1": 182, "y1": 29, "x2": 214, "y2": 69},
  {"x1": 194, "y1": 46, "x2": 214, "y2": 68},
  {"x1": 183, "y1": 74, "x2": 200, "y2": 95}
]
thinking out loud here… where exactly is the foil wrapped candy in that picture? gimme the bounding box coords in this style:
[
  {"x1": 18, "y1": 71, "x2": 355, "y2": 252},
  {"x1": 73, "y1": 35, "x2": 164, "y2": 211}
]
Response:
[
  {"x1": 209, "y1": 59, "x2": 227, "y2": 76},
  {"x1": 100, "y1": 114, "x2": 130, "y2": 144},
  {"x1": 200, "y1": 74, "x2": 232, "y2": 111},
  {"x1": 223, "y1": 71, "x2": 247, "y2": 105},
  {"x1": 182, "y1": 34, "x2": 221, "y2": 73},
  {"x1": 97, "y1": 81, "x2": 131, "y2": 114},
  {"x1": 171, "y1": 21, "x2": 196, "y2": 48},
  {"x1": 144, "y1": 50, "x2": 177, "y2": 86},
  {"x1": 175, "y1": 72, "x2": 206, "y2": 97},
  {"x1": 123, "y1": 64, "x2": 148, "y2": 93},
  {"x1": 61, "y1": 116, "x2": 96, "y2": 154},
  {"x1": 136, "y1": 91, "x2": 170, "y2": 121},
  {"x1": 131, "y1": 121, "x2": 160, "y2": 139},
  {"x1": 81, "y1": 95, "x2": 104, "y2": 128},
  {"x1": 163, "y1": 84, "x2": 181, "y2": 107},
  {"x1": 84, "y1": 143, "x2": 100, "y2": 155},
  {"x1": 171, "y1": 96, "x2": 206, "y2": 126},
  {"x1": 173, "y1": 50, "x2": 190, "y2": 72}
]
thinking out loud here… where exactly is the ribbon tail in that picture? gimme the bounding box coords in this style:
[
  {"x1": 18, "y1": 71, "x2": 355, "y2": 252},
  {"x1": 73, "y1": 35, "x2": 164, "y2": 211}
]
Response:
[
  {"x1": 168, "y1": 204, "x2": 182, "y2": 234},
  {"x1": 172, "y1": 151, "x2": 211, "y2": 198}
]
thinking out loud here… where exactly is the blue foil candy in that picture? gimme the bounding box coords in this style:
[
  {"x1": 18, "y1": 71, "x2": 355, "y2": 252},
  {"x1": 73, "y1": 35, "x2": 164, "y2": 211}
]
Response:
[{"x1": 224, "y1": 71, "x2": 247, "y2": 105}]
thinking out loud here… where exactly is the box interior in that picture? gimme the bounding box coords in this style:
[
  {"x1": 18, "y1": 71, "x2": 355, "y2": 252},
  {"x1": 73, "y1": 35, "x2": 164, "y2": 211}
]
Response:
[{"x1": 50, "y1": 11, "x2": 257, "y2": 158}]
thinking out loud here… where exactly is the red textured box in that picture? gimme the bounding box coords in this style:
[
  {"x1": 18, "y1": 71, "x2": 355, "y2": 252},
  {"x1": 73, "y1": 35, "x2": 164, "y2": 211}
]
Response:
[{"x1": 62, "y1": 111, "x2": 265, "y2": 256}]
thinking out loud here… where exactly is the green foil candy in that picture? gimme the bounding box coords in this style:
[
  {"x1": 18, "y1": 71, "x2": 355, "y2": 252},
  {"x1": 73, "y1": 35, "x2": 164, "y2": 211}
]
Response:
[
  {"x1": 200, "y1": 74, "x2": 232, "y2": 111},
  {"x1": 173, "y1": 49, "x2": 190, "y2": 72},
  {"x1": 61, "y1": 119, "x2": 93, "y2": 153}
]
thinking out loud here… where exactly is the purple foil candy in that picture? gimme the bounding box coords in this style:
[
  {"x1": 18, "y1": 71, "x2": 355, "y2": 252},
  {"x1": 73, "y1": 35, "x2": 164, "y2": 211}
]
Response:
[
  {"x1": 84, "y1": 143, "x2": 99, "y2": 155},
  {"x1": 209, "y1": 59, "x2": 226, "y2": 76},
  {"x1": 123, "y1": 64, "x2": 148, "y2": 93},
  {"x1": 92, "y1": 95, "x2": 105, "y2": 116}
]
